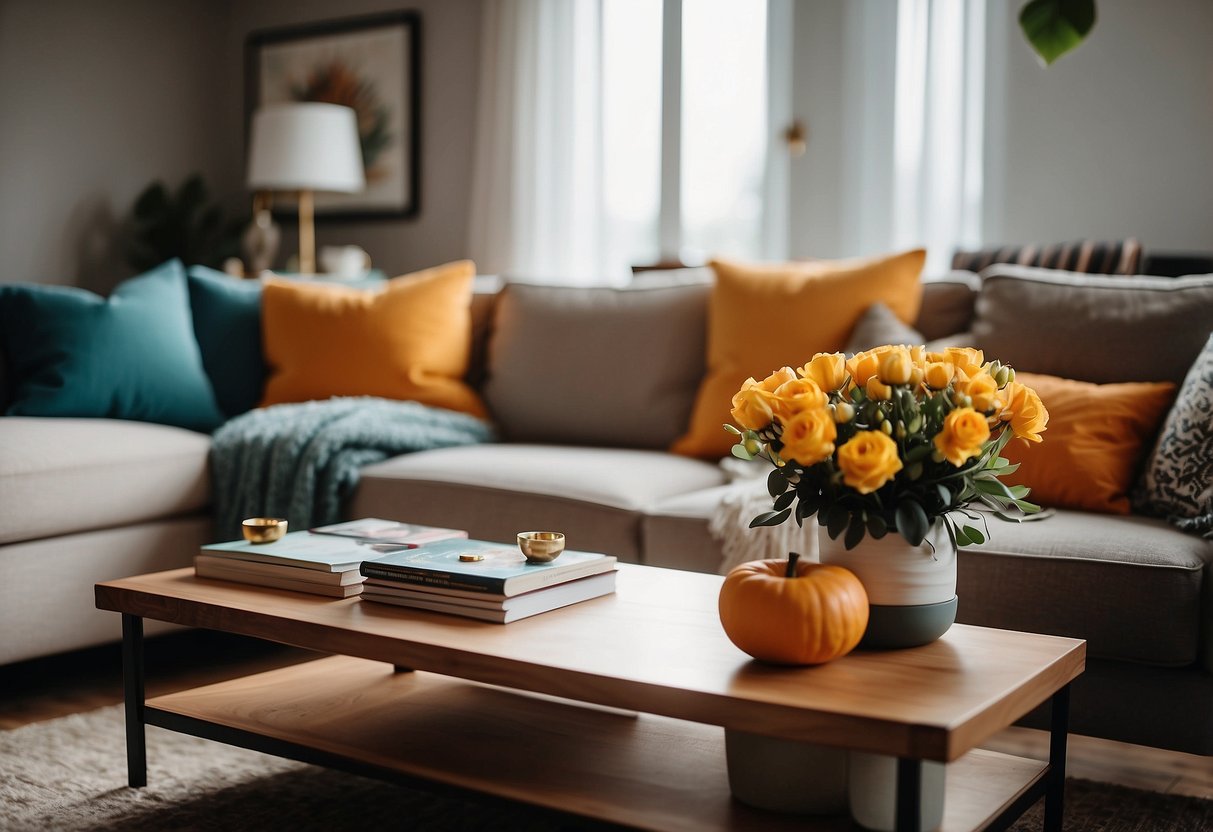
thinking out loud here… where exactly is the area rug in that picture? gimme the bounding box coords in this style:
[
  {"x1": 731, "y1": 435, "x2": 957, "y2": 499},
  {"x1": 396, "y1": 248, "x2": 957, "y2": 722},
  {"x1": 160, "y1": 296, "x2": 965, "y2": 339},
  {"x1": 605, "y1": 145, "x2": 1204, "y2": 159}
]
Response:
[{"x1": 2, "y1": 705, "x2": 1210, "y2": 831}]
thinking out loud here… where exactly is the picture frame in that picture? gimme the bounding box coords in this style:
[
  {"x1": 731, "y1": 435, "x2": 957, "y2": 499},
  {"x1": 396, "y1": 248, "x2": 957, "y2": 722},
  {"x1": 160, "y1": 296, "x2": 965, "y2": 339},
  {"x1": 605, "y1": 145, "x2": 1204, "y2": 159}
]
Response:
[{"x1": 245, "y1": 11, "x2": 421, "y2": 220}]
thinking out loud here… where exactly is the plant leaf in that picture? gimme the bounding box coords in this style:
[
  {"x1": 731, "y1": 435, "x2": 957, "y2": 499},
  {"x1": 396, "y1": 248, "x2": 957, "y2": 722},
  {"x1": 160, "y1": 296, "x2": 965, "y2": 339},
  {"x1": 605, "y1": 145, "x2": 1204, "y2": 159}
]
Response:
[
  {"x1": 1019, "y1": 0, "x2": 1096, "y2": 66},
  {"x1": 866, "y1": 512, "x2": 888, "y2": 539},
  {"x1": 723, "y1": 424, "x2": 742, "y2": 436},
  {"x1": 767, "y1": 468, "x2": 787, "y2": 498},
  {"x1": 895, "y1": 500, "x2": 929, "y2": 547},
  {"x1": 961, "y1": 525, "x2": 986, "y2": 545},
  {"x1": 773, "y1": 490, "x2": 797, "y2": 511},
  {"x1": 826, "y1": 505, "x2": 850, "y2": 541},
  {"x1": 730, "y1": 444, "x2": 753, "y2": 461},
  {"x1": 844, "y1": 515, "x2": 866, "y2": 550},
  {"x1": 749, "y1": 509, "x2": 792, "y2": 528}
]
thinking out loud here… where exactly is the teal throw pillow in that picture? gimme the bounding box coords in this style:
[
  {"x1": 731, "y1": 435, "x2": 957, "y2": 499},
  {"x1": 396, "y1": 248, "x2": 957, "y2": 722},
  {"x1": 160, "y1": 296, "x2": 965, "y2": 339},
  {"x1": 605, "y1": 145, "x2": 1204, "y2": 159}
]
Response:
[
  {"x1": 0, "y1": 260, "x2": 225, "y2": 432},
  {"x1": 186, "y1": 266, "x2": 266, "y2": 417}
]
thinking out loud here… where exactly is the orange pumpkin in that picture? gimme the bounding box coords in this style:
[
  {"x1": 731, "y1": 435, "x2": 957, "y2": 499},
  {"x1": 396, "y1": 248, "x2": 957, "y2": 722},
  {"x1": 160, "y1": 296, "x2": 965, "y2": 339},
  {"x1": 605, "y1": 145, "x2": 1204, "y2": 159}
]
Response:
[{"x1": 718, "y1": 553, "x2": 869, "y2": 665}]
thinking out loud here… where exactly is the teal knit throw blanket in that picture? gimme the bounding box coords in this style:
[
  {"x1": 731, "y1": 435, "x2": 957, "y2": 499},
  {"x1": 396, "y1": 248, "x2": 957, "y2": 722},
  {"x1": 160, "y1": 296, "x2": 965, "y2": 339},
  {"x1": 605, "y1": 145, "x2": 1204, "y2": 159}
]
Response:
[{"x1": 210, "y1": 397, "x2": 494, "y2": 540}]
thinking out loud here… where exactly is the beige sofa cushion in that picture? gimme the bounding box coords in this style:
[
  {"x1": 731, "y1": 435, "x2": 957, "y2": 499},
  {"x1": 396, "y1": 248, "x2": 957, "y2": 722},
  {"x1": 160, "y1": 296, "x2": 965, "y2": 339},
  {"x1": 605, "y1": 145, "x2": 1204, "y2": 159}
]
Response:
[
  {"x1": 0, "y1": 516, "x2": 211, "y2": 664},
  {"x1": 958, "y1": 510, "x2": 1212, "y2": 668},
  {"x1": 350, "y1": 444, "x2": 726, "y2": 562},
  {"x1": 0, "y1": 417, "x2": 210, "y2": 545},
  {"x1": 483, "y1": 283, "x2": 709, "y2": 448},
  {"x1": 973, "y1": 266, "x2": 1213, "y2": 384}
]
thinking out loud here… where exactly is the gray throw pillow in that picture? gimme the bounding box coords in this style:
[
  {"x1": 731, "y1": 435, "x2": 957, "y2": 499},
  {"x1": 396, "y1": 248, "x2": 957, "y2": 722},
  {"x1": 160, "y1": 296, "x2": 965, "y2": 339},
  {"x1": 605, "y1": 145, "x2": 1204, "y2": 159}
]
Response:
[
  {"x1": 915, "y1": 271, "x2": 980, "y2": 341},
  {"x1": 483, "y1": 282, "x2": 709, "y2": 448},
  {"x1": 845, "y1": 303, "x2": 924, "y2": 353},
  {"x1": 973, "y1": 266, "x2": 1213, "y2": 384},
  {"x1": 1136, "y1": 334, "x2": 1213, "y2": 538}
]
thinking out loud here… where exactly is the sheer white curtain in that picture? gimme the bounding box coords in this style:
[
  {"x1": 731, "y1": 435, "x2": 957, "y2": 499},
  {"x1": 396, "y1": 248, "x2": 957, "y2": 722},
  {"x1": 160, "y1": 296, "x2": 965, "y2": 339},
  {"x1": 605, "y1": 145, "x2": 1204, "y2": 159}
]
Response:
[
  {"x1": 468, "y1": 0, "x2": 612, "y2": 284},
  {"x1": 890, "y1": 0, "x2": 986, "y2": 275}
]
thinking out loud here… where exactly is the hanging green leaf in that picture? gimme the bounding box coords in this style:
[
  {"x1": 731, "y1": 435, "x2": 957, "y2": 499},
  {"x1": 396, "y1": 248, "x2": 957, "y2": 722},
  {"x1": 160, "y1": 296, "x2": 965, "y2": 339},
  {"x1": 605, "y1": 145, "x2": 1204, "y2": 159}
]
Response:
[{"x1": 1019, "y1": 0, "x2": 1096, "y2": 66}]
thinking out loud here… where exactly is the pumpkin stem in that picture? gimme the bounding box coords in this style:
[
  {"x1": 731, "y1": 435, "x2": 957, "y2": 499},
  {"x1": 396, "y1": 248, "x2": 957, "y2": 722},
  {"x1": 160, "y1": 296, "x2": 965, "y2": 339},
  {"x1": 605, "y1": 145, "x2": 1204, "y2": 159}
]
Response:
[{"x1": 786, "y1": 551, "x2": 801, "y2": 578}]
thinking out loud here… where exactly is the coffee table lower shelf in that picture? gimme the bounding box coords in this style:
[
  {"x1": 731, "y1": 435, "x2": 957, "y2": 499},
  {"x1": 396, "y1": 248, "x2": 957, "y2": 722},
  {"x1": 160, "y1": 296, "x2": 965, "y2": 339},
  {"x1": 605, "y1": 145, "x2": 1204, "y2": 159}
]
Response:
[{"x1": 143, "y1": 655, "x2": 1047, "y2": 832}]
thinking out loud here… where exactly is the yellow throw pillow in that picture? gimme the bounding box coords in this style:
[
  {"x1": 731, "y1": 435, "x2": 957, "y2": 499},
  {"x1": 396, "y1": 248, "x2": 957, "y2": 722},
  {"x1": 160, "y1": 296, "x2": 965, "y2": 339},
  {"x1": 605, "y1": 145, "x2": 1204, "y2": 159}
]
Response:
[
  {"x1": 671, "y1": 249, "x2": 926, "y2": 458},
  {"x1": 261, "y1": 261, "x2": 486, "y2": 417},
  {"x1": 1004, "y1": 372, "x2": 1177, "y2": 515}
]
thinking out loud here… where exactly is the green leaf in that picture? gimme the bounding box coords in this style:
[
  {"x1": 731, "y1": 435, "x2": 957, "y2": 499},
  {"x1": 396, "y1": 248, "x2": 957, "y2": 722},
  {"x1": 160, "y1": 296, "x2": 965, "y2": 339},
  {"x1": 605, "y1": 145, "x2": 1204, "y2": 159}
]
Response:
[
  {"x1": 935, "y1": 483, "x2": 952, "y2": 509},
  {"x1": 730, "y1": 444, "x2": 753, "y2": 461},
  {"x1": 749, "y1": 509, "x2": 792, "y2": 528},
  {"x1": 773, "y1": 490, "x2": 797, "y2": 511},
  {"x1": 961, "y1": 525, "x2": 986, "y2": 545},
  {"x1": 767, "y1": 468, "x2": 787, "y2": 498},
  {"x1": 1008, "y1": 484, "x2": 1031, "y2": 499},
  {"x1": 895, "y1": 499, "x2": 929, "y2": 547},
  {"x1": 975, "y1": 478, "x2": 1016, "y2": 500},
  {"x1": 723, "y1": 424, "x2": 742, "y2": 436},
  {"x1": 844, "y1": 515, "x2": 866, "y2": 550},
  {"x1": 826, "y1": 505, "x2": 850, "y2": 541},
  {"x1": 1019, "y1": 0, "x2": 1096, "y2": 66},
  {"x1": 1013, "y1": 498, "x2": 1043, "y2": 513},
  {"x1": 866, "y1": 513, "x2": 888, "y2": 540}
]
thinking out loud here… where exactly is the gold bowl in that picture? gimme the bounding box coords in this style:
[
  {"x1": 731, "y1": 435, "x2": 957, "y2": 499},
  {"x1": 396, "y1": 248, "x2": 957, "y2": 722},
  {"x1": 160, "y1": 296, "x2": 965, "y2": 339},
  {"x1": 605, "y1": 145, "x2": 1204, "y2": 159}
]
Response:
[
  {"x1": 517, "y1": 531, "x2": 565, "y2": 563},
  {"x1": 242, "y1": 517, "x2": 288, "y2": 544}
]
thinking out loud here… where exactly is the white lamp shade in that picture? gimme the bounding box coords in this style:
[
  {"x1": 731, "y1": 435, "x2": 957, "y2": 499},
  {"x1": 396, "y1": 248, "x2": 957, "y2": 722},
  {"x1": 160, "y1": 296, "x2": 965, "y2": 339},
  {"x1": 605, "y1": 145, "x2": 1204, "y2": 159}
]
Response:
[{"x1": 247, "y1": 102, "x2": 366, "y2": 193}]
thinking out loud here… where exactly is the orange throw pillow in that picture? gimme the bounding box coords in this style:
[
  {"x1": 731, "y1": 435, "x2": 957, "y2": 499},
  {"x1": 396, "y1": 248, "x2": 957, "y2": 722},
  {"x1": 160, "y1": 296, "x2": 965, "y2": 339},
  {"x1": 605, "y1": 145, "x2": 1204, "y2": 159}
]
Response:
[
  {"x1": 261, "y1": 261, "x2": 486, "y2": 417},
  {"x1": 671, "y1": 249, "x2": 926, "y2": 458},
  {"x1": 1004, "y1": 372, "x2": 1176, "y2": 514}
]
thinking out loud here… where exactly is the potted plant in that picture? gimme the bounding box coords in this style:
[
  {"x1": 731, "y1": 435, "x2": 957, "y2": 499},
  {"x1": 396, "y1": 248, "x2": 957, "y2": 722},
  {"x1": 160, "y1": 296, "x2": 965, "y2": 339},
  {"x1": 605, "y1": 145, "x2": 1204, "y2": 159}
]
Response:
[{"x1": 726, "y1": 345, "x2": 1048, "y2": 648}]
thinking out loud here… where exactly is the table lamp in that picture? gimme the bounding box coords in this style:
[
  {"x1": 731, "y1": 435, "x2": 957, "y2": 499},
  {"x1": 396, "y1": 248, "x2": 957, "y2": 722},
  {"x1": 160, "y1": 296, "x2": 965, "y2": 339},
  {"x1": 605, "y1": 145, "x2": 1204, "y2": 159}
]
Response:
[{"x1": 246, "y1": 102, "x2": 366, "y2": 274}]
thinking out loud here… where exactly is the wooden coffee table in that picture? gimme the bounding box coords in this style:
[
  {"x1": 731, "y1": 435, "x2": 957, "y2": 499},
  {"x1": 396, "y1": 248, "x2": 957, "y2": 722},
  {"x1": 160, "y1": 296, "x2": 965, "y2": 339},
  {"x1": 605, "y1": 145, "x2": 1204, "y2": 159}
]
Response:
[{"x1": 96, "y1": 563, "x2": 1084, "y2": 832}]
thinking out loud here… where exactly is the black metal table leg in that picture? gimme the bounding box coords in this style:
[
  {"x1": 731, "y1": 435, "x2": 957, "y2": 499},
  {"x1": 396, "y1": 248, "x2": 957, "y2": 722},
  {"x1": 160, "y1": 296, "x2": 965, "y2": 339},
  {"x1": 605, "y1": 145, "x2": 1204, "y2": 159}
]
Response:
[
  {"x1": 122, "y1": 613, "x2": 146, "y2": 788},
  {"x1": 1043, "y1": 684, "x2": 1071, "y2": 832},
  {"x1": 896, "y1": 757, "x2": 922, "y2": 832}
]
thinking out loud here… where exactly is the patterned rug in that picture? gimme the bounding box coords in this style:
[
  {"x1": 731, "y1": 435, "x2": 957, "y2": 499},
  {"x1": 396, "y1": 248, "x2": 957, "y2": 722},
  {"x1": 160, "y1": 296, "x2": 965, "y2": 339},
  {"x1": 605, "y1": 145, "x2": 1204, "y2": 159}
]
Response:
[{"x1": 1, "y1": 705, "x2": 1209, "y2": 831}]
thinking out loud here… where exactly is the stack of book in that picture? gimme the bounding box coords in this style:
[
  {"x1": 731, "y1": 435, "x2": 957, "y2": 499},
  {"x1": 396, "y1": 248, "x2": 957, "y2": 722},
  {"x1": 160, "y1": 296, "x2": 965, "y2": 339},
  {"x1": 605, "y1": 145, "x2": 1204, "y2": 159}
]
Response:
[
  {"x1": 195, "y1": 518, "x2": 467, "y2": 598},
  {"x1": 360, "y1": 539, "x2": 618, "y2": 622}
]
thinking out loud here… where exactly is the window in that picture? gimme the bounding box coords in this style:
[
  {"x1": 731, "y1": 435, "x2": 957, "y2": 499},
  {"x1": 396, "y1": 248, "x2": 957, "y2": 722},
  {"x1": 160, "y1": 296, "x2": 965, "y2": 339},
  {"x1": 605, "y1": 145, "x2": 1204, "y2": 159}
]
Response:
[{"x1": 601, "y1": 0, "x2": 772, "y2": 270}]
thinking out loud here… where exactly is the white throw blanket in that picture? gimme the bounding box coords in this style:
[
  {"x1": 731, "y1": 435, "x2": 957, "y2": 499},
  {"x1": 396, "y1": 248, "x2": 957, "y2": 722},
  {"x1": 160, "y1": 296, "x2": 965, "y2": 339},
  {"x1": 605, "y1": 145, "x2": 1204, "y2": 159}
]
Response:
[{"x1": 707, "y1": 459, "x2": 820, "y2": 575}]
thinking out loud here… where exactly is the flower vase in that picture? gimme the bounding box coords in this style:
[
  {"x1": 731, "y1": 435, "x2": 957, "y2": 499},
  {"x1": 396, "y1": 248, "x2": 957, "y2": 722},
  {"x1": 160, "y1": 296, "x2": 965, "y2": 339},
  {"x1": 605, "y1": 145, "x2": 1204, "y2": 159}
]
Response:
[
  {"x1": 724, "y1": 730, "x2": 848, "y2": 815},
  {"x1": 818, "y1": 523, "x2": 957, "y2": 649}
]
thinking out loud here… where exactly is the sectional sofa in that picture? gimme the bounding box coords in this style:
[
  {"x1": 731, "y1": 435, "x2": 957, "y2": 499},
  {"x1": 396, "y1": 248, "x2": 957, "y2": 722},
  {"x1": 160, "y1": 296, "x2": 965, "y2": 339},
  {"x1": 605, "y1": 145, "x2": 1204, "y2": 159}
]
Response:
[{"x1": 0, "y1": 264, "x2": 1210, "y2": 758}]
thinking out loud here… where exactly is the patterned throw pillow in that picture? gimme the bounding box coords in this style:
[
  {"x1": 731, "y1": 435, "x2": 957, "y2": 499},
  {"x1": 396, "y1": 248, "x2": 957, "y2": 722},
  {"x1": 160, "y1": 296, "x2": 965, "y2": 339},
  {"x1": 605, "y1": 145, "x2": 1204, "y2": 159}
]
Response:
[
  {"x1": 952, "y1": 239, "x2": 1142, "y2": 275},
  {"x1": 1136, "y1": 334, "x2": 1213, "y2": 538}
]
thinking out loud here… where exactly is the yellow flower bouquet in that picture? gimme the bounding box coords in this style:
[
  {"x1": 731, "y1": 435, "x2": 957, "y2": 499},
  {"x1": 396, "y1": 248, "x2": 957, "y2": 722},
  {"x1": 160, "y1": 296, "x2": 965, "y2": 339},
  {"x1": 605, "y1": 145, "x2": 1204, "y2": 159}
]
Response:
[{"x1": 727, "y1": 346, "x2": 1049, "y2": 551}]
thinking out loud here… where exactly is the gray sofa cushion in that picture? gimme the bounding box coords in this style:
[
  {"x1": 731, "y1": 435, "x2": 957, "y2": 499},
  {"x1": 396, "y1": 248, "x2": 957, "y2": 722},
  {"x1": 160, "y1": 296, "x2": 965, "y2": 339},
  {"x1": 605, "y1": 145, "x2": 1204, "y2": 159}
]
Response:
[
  {"x1": 351, "y1": 444, "x2": 727, "y2": 562},
  {"x1": 483, "y1": 283, "x2": 708, "y2": 448},
  {"x1": 958, "y1": 510, "x2": 1212, "y2": 668},
  {"x1": 915, "y1": 272, "x2": 980, "y2": 341},
  {"x1": 0, "y1": 417, "x2": 210, "y2": 545},
  {"x1": 973, "y1": 266, "x2": 1213, "y2": 384}
]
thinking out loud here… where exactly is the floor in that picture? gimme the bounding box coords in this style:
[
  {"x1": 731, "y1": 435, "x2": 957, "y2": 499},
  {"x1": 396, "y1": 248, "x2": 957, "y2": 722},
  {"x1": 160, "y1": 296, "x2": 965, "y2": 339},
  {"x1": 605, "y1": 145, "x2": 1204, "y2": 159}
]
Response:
[{"x1": 3, "y1": 631, "x2": 1211, "y2": 800}]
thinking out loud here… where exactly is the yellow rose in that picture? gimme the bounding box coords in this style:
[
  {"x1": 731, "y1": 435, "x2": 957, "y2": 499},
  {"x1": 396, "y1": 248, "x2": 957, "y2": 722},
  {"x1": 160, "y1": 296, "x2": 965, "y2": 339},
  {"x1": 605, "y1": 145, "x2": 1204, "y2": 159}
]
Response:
[
  {"x1": 956, "y1": 370, "x2": 1000, "y2": 412},
  {"x1": 772, "y1": 377, "x2": 827, "y2": 421},
  {"x1": 927, "y1": 346, "x2": 985, "y2": 378},
  {"x1": 924, "y1": 361, "x2": 953, "y2": 390},
  {"x1": 934, "y1": 407, "x2": 991, "y2": 466},
  {"x1": 798, "y1": 352, "x2": 848, "y2": 392},
  {"x1": 730, "y1": 367, "x2": 797, "y2": 430},
  {"x1": 866, "y1": 376, "x2": 893, "y2": 401},
  {"x1": 878, "y1": 346, "x2": 913, "y2": 385},
  {"x1": 846, "y1": 346, "x2": 893, "y2": 391},
  {"x1": 779, "y1": 407, "x2": 837, "y2": 466},
  {"x1": 837, "y1": 431, "x2": 903, "y2": 494},
  {"x1": 1000, "y1": 381, "x2": 1049, "y2": 444}
]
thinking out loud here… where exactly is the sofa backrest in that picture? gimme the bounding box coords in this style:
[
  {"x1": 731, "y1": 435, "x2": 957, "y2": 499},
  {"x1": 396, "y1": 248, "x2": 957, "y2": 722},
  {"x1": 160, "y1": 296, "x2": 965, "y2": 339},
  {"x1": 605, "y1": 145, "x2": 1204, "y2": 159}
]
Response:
[{"x1": 973, "y1": 265, "x2": 1213, "y2": 384}]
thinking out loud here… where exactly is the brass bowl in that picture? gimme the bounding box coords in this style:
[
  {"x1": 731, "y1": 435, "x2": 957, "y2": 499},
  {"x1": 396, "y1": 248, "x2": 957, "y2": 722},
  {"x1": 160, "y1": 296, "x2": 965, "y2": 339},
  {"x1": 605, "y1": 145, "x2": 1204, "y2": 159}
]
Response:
[
  {"x1": 242, "y1": 517, "x2": 288, "y2": 544},
  {"x1": 517, "y1": 531, "x2": 565, "y2": 563}
]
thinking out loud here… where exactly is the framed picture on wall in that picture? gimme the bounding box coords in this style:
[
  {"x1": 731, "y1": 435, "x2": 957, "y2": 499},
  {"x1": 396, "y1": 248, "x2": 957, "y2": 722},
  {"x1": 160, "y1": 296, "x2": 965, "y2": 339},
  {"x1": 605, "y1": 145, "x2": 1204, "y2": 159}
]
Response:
[{"x1": 246, "y1": 11, "x2": 421, "y2": 219}]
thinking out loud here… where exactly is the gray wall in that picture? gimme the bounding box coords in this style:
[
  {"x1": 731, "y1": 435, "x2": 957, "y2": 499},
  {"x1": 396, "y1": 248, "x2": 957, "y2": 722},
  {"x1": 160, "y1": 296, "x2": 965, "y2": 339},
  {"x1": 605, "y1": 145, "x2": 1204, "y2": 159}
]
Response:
[
  {"x1": 789, "y1": 0, "x2": 1213, "y2": 263},
  {"x1": 0, "y1": 0, "x2": 483, "y2": 289},
  {"x1": 985, "y1": 0, "x2": 1213, "y2": 251},
  {"x1": 0, "y1": 0, "x2": 230, "y2": 291},
  {"x1": 217, "y1": 0, "x2": 483, "y2": 278}
]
